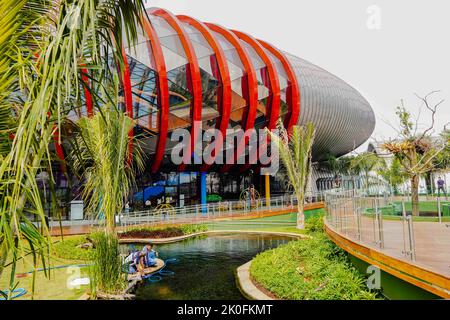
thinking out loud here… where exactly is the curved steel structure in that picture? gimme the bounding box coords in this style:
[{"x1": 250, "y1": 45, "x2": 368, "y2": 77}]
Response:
[
  {"x1": 140, "y1": 13, "x2": 170, "y2": 173},
  {"x1": 177, "y1": 15, "x2": 232, "y2": 172},
  {"x1": 150, "y1": 8, "x2": 203, "y2": 172},
  {"x1": 231, "y1": 30, "x2": 281, "y2": 131},
  {"x1": 258, "y1": 40, "x2": 300, "y2": 131},
  {"x1": 115, "y1": 7, "x2": 375, "y2": 171}
]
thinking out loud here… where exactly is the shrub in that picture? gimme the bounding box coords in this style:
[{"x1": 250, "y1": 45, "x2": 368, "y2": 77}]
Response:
[
  {"x1": 305, "y1": 214, "x2": 324, "y2": 233},
  {"x1": 250, "y1": 232, "x2": 379, "y2": 300},
  {"x1": 52, "y1": 235, "x2": 95, "y2": 261}
]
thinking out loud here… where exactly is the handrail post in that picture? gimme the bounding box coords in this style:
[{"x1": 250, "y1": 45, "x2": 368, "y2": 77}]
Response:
[
  {"x1": 407, "y1": 215, "x2": 416, "y2": 261},
  {"x1": 356, "y1": 205, "x2": 362, "y2": 242},
  {"x1": 438, "y1": 197, "x2": 442, "y2": 223},
  {"x1": 377, "y1": 200, "x2": 384, "y2": 249}
]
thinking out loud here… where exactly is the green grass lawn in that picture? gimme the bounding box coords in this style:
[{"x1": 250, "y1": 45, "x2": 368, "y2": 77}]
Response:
[
  {"x1": 366, "y1": 201, "x2": 450, "y2": 217},
  {"x1": 206, "y1": 208, "x2": 325, "y2": 235},
  {"x1": 1, "y1": 236, "x2": 91, "y2": 300}
]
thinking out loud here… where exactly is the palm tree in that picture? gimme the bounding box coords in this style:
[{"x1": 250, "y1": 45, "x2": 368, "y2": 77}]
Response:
[
  {"x1": 350, "y1": 152, "x2": 383, "y2": 194},
  {"x1": 69, "y1": 92, "x2": 144, "y2": 235},
  {"x1": 267, "y1": 121, "x2": 315, "y2": 229},
  {"x1": 0, "y1": 0, "x2": 145, "y2": 296}
]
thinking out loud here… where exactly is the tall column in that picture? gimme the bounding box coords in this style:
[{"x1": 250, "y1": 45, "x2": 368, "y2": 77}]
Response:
[
  {"x1": 200, "y1": 172, "x2": 207, "y2": 214},
  {"x1": 265, "y1": 174, "x2": 271, "y2": 207}
]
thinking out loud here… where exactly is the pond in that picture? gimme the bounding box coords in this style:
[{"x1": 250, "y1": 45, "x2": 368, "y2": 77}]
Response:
[{"x1": 125, "y1": 233, "x2": 295, "y2": 300}]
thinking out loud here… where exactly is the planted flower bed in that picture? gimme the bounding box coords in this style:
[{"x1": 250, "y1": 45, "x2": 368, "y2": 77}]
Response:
[{"x1": 118, "y1": 224, "x2": 208, "y2": 239}]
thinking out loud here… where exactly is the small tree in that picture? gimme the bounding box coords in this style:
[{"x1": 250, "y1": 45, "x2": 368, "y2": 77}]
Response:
[
  {"x1": 378, "y1": 157, "x2": 408, "y2": 195},
  {"x1": 382, "y1": 92, "x2": 449, "y2": 216},
  {"x1": 70, "y1": 101, "x2": 144, "y2": 234},
  {"x1": 350, "y1": 152, "x2": 384, "y2": 193},
  {"x1": 268, "y1": 121, "x2": 315, "y2": 229},
  {"x1": 69, "y1": 83, "x2": 144, "y2": 296}
]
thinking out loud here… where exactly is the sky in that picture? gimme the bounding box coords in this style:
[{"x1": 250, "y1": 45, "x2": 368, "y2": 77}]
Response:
[{"x1": 144, "y1": 0, "x2": 450, "y2": 151}]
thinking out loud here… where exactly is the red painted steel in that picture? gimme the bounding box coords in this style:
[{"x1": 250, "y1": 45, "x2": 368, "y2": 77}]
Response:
[
  {"x1": 80, "y1": 68, "x2": 93, "y2": 118},
  {"x1": 231, "y1": 30, "x2": 281, "y2": 131},
  {"x1": 141, "y1": 12, "x2": 170, "y2": 173},
  {"x1": 258, "y1": 40, "x2": 300, "y2": 131},
  {"x1": 177, "y1": 15, "x2": 232, "y2": 172},
  {"x1": 205, "y1": 23, "x2": 259, "y2": 173},
  {"x1": 121, "y1": 47, "x2": 134, "y2": 165},
  {"x1": 231, "y1": 30, "x2": 281, "y2": 172},
  {"x1": 150, "y1": 8, "x2": 203, "y2": 171}
]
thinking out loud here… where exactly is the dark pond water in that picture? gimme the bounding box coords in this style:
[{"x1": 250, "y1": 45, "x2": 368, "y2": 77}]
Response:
[{"x1": 125, "y1": 233, "x2": 294, "y2": 300}]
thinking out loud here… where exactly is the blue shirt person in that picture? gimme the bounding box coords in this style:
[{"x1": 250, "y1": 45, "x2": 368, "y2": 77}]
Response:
[{"x1": 139, "y1": 243, "x2": 158, "y2": 268}]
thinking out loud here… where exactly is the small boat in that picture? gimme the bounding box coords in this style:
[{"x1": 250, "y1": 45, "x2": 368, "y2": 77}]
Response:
[{"x1": 126, "y1": 258, "x2": 165, "y2": 282}]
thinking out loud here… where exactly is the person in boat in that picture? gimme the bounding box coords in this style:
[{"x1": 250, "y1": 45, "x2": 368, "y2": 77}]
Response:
[
  {"x1": 139, "y1": 242, "x2": 159, "y2": 269},
  {"x1": 124, "y1": 250, "x2": 140, "y2": 274}
]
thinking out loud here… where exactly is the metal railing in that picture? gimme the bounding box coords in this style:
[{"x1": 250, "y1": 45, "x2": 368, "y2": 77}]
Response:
[
  {"x1": 116, "y1": 191, "x2": 326, "y2": 229},
  {"x1": 324, "y1": 189, "x2": 450, "y2": 276}
]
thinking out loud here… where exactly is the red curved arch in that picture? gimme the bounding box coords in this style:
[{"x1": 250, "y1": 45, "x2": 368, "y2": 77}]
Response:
[
  {"x1": 141, "y1": 13, "x2": 170, "y2": 173},
  {"x1": 52, "y1": 126, "x2": 66, "y2": 172},
  {"x1": 80, "y1": 68, "x2": 93, "y2": 118},
  {"x1": 150, "y1": 8, "x2": 203, "y2": 171},
  {"x1": 205, "y1": 23, "x2": 259, "y2": 173},
  {"x1": 258, "y1": 40, "x2": 300, "y2": 131},
  {"x1": 231, "y1": 30, "x2": 281, "y2": 131},
  {"x1": 121, "y1": 47, "x2": 134, "y2": 165},
  {"x1": 177, "y1": 15, "x2": 232, "y2": 172},
  {"x1": 232, "y1": 30, "x2": 281, "y2": 173}
]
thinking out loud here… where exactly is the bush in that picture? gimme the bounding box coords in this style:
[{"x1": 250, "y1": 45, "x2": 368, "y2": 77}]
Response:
[
  {"x1": 305, "y1": 214, "x2": 324, "y2": 233},
  {"x1": 250, "y1": 232, "x2": 379, "y2": 300},
  {"x1": 52, "y1": 235, "x2": 95, "y2": 261}
]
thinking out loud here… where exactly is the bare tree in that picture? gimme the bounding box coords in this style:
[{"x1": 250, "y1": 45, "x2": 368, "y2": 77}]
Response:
[{"x1": 382, "y1": 91, "x2": 449, "y2": 216}]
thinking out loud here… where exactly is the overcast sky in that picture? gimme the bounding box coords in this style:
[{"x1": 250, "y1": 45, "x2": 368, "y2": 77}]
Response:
[{"x1": 145, "y1": 0, "x2": 450, "y2": 151}]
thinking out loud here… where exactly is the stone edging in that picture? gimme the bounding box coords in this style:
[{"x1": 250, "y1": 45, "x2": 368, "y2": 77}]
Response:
[
  {"x1": 235, "y1": 232, "x2": 307, "y2": 300},
  {"x1": 236, "y1": 262, "x2": 275, "y2": 300}
]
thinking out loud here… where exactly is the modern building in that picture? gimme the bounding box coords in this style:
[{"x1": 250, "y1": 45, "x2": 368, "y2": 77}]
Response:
[{"x1": 61, "y1": 7, "x2": 376, "y2": 215}]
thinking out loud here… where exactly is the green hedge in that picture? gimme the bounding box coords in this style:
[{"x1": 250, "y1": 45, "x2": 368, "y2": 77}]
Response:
[{"x1": 250, "y1": 217, "x2": 379, "y2": 300}]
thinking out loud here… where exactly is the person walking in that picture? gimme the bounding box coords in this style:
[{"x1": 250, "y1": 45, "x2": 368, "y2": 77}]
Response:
[
  {"x1": 437, "y1": 177, "x2": 447, "y2": 200},
  {"x1": 249, "y1": 184, "x2": 256, "y2": 208}
]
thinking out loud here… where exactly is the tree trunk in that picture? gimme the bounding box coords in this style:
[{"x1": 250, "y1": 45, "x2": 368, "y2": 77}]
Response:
[
  {"x1": 297, "y1": 203, "x2": 305, "y2": 230},
  {"x1": 411, "y1": 175, "x2": 420, "y2": 216},
  {"x1": 424, "y1": 172, "x2": 432, "y2": 195}
]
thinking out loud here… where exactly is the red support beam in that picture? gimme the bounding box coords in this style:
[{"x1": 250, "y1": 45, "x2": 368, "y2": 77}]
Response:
[
  {"x1": 150, "y1": 8, "x2": 203, "y2": 171},
  {"x1": 258, "y1": 40, "x2": 300, "y2": 131},
  {"x1": 231, "y1": 30, "x2": 281, "y2": 173},
  {"x1": 177, "y1": 15, "x2": 232, "y2": 172},
  {"x1": 121, "y1": 47, "x2": 134, "y2": 165},
  {"x1": 80, "y1": 68, "x2": 93, "y2": 118},
  {"x1": 231, "y1": 30, "x2": 281, "y2": 131},
  {"x1": 205, "y1": 23, "x2": 259, "y2": 173},
  {"x1": 141, "y1": 13, "x2": 170, "y2": 173}
]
